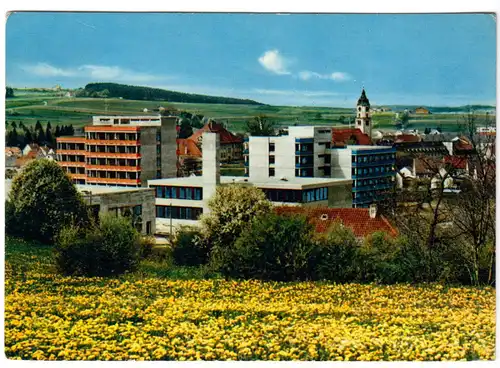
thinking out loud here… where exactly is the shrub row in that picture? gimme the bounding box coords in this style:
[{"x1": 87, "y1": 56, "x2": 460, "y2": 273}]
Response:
[{"x1": 172, "y1": 213, "x2": 491, "y2": 285}]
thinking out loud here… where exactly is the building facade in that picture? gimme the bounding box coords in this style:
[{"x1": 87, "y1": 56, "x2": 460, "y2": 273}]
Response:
[
  {"x1": 56, "y1": 115, "x2": 177, "y2": 186},
  {"x1": 330, "y1": 145, "x2": 397, "y2": 208},
  {"x1": 149, "y1": 132, "x2": 352, "y2": 234}
]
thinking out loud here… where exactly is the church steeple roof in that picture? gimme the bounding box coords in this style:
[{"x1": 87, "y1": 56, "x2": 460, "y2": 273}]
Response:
[{"x1": 357, "y1": 88, "x2": 370, "y2": 108}]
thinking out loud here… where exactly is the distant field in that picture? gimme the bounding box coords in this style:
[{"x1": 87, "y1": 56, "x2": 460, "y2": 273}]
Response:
[{"x1": 5, "y1": 96, "x2": 494, "y2": 134}]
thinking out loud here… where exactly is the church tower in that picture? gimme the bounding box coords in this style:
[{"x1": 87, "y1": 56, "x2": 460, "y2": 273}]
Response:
[{"x1": 356, "y1": 88, "x2": 371, "y2": 138}]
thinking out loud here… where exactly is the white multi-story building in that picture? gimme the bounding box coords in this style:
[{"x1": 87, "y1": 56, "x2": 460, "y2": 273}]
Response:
[{"x1": 148, "y1": 132, "x2": 352, "y2": 234}]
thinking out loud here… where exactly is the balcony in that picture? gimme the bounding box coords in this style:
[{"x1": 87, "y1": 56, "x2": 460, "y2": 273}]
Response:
[
  {"x1": 58, "y1": 161, "x2": 86, "y2": 167},
  {"x1": 86, "y1": 152, "x2": 141, "y2": 159},
  {"x1": 86, "y1": 177, "x2": 141, "y2": 185},
  {"x1": 295, "y1": 162, "x2": 314, "y2": 168},
  {"x1": 243, "y1": 149, "x2": 249, "y2": 154},
  {"x1": 295, "y1": 150, "x2": 314, "y2": 155},
  {"x1": 295, "y1": 138, "x2": 314, "y2": 143},
  {"x1": 57, "y1": 149, "x2": 86, "y2": 156},
  {"x1": 244, "y1": 161, "x2": 249, "y2": 166},
  {"x1": 86, "y1": 165, "x2": 141, "y2": 172},
  {"x1": 68, "y1": 173, "x2": 86, "y2": 180},
  {"x1": 86, "y1": 139, "x2": 141, "y2": 146}
]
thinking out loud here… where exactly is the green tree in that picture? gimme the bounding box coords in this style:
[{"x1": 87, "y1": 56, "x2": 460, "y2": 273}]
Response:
[
  {"x1": 226, "y1": 213, "x2": 316, "y2": 281},
  {"x1": 55, "y1": 214, "x2": 141, "y2": 276},
  {"x1": 246, "y1": 115, "x2": 276, "y2": 136},
  {"x1": 6, "y1": 159, "x2": 89, "y2": 243},
  {"x1": 178, "y1": 118, "x2": 194, "y2": 139},
  {"x1": 6, "y1": 86, "x2": 14, "y2": 98},
  {"x1": 312, "y1": 221, "x2": 361, "y2": 282},
  {"x1": 200, "y1": 185, "x2": 272, "y2": 270}
]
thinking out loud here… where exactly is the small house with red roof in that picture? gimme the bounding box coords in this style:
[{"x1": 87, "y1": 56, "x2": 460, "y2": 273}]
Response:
[
  {"x1": 188, "y1": 120, "x2": 243, "y2": 162},
  {"x1": 331, "y1": 128, "x2": 372, "y2": 148},
  {"x1": 275, "y1": 205, "x2": 397, "y2": 239}
]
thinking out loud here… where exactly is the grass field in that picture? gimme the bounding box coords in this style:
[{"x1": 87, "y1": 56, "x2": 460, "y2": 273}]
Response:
[
  {"x1": 4, "y1": 237, "x2": 496, "y2": 361},
  {"x1": 6, "y1": 93, "x2": 490, "y2": 134}
]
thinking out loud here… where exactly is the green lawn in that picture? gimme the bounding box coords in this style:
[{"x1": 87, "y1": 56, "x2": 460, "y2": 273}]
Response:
[{"x1": 5, "y1": 96, "x2": 493, "y2": 133}]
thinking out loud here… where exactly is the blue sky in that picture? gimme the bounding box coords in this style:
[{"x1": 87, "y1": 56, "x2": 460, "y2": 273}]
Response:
[{"x1": 5, "y1": 12, "x2": 497, "y2": 107}]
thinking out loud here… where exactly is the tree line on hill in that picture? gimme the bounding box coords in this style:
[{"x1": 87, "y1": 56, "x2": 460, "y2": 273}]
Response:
[
  {"x1": 5, "y1": 120, "x2": 75, "y2": 148},
  {"x1": 78, "y1": 82, "x2": 264, "y2": 105},
  {"x1": 6, "y1": 87, "x2": 14, "y2": 98}
]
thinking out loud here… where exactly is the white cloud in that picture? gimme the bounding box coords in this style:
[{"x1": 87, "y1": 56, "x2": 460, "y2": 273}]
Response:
[
  {"x1": 330, "y1": 72, "x2": 350, "y2": 81},
  {"x1": 21, "y1": 62, "x2": 167, "y2": 83},
  {"x1": 258, "y1": 49, "x2": 291, "y2": 75},
  {"x1": 298, "y1": 70, "x2": 351, "y2": 82},
  {"x1": 22, "y1": 63, "x2": 76, "y2": 77}
]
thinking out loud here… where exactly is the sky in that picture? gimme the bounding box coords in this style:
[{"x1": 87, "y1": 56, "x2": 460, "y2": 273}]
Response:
[{"x1": 5, "y1": 12, "x2": 497, "y2": 107}]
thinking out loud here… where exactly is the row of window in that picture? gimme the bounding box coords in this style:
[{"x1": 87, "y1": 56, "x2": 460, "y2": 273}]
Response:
[
  {"x1": 156, "y1": 206, "x2": 203, "y2": 220},
  {"x1": 352, "y1": 166, "x2": 394, "y2": 176},
  {"x1": 86, "y1": 133, "x2": 140, "y2": 141},
  {"x1": 87, "y1": 145, "x2": 140, "y2": 154},
  {"x1": 296, "y1": 168, "x2": 313, "y2": 177},
  {"x1": 261, "y1": 187, "x2": 328, "y2": 203},
  {"x1": 295, "y1": 143, "x2": 314, "y2": 152},
  {"x1": 153, "y1": 186, "x2": 203, "y2": 200},
  {"x1": 353, "y1": 153, "x2": 395, "y2": 163},
  {"x1": 59, "y1": 155, "x2": 85, "y2": 163},
  {"x1": 57, "y1": 143, "x2": 85, "y2": 151},
  {"x1": 87, "y1": 171, "x2": 140, "y2": 180},
  {"x1": 355, "y1": 178, "x2": 394, "y2": 188},
  {"x1": 353, "y1": 191, "x2": 390, "y2": 199},
  {"x1": 86, "y1": 158, "x2": 140, "y2": 167}
]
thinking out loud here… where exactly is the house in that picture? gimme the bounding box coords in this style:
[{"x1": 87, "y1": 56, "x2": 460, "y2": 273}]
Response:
[
  {"x1": 274, "y1": 205, "x2": 398, "y2": 239},
  {"x1": 394, "y1": 134, "x2": 421, "y2": 144},
  {"x1": 331, "y1": 128, "x2": 372, "y2": 147},
  {"x1": 22, "y1": 143, "x2": 40, "y2": 156},
  {"x1": 5, "y1": 147, "x2": 22, "y2": 157},
  {"x1": 415, "y1": 107, "x2": 430, "y2": 115},
  {"x1": 188, "y1": 120, "x2": 243, "y2": 162}
]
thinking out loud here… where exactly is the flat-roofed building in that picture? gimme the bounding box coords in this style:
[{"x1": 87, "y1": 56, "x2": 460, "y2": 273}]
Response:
[
  {"x1": 56, "y1": 115, "x2": 177, "y2": 187},
  {"x1": 149, "y1": 132, "x2": 352, "y2": 234}
]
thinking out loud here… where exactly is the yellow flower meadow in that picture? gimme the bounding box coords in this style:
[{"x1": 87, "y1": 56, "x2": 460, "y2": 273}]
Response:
[{"x1": 4, "y1": 264, "x2": 495, "y2": 361}]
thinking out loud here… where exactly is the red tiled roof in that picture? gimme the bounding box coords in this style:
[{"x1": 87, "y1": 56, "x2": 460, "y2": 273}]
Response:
[
  {"x1": 454, "y1": 138, "x2": 473, "y2": 152},
  {"x1": 394, "y1": 134, "x2": 421, "y2": 144},
  {"x1": 14, "y1": 156, "x2": 36, "y2": 168},
  {"x1": 332, "y1": 128, "x2": 371, "y2": 147},
  {"x1": 444, "y1": 155, "x2": 467, "y2": 170},
  {"x1": 5, "y1": 147, "x2": 21, "y2": 156},
  {"x1": 274, "y1": 206, "x2": 398, "y2": 238},
  {"x1": 176, "y1": 139, "x2": 202, "y2": 157},
  {"x1": 414, "y1": 156, "x2": 442, "y2": 175},
  {"x1": 189, "y1": 121, "x2": 243, "y2": 145}
]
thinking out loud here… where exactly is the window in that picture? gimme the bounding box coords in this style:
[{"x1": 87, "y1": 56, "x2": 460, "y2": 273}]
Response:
[
  {"x1": 194, "y1": 188, "x2": 202, "y2": 200},
  {"x1": 269, "y1": 168, "x2": 275, "y2": 177},
  {"x1": 180, "y1": 187, "x2": 186, "y2": 199},
  {"x1": 186, "y1": 187, "x2": 193, "y2": 200},
  {"x1": 155, "y1": 186, "x2": 163, "y2": 198},
  {"x1": 269, "y1": 155, "x2": 275, "y2": 164},
  {"x1": 156, "y1": 170, "x2": 161, "y2": 179},
  {"x1": 269, "y1": 143, "x2": 275, "y2": 152}
]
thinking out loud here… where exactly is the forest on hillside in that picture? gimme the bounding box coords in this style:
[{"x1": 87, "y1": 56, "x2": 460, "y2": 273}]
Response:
[{"x1": 78, "y1": 83, "x2": 263, "y2": 105}]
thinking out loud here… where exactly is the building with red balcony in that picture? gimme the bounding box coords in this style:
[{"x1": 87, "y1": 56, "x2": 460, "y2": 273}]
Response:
[{"x1": 56, "y1": 115, "x2": 177, "y2": 187}]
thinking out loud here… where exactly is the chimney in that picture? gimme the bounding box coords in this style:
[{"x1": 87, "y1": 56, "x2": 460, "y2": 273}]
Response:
[
  {"x1": 202, "y1": 132, "x2": 220, "y2": 214},
  {"x1": 369, "y1": 204, "x2": 377, "y2": 219}
]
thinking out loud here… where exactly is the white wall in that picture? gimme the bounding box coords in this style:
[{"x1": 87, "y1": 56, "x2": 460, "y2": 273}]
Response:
[
  {"x1": 330, "y1": 149, "x2": 353, "y2": 179},
  {"x1": 274, "y1": 136, "x2": 296, "y2": 179}
]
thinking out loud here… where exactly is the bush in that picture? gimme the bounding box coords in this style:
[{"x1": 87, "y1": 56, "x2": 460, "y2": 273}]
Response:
[
  {"x1": 6, "y1": 159, "x2": 88, "y2": 243},
  {"x1": 311, "y1": 221, "x2": 362, "y2": 282},
  {"x1": 359, "y1": 231, "x2": 403, "y2": 283},
  {"x1": 217, "y1": 214, "x2": 316, "y2": 281},
  {"x1": 172, "y1": 226, "x2": 208, "y2": 266},
  {"x1": 138, "y1": 236, "x2": 156, "y2": 259},
  {"x1": 199, "y1": 185, "x2": 272, "y2": 268},
  {"x1": 55, "y1": 214, "x2": 141, "y2": 277}
]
